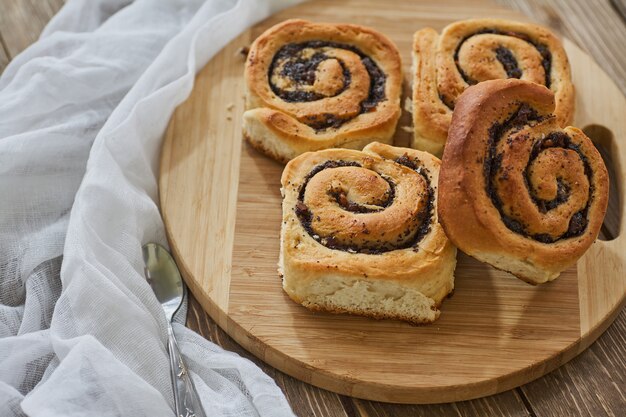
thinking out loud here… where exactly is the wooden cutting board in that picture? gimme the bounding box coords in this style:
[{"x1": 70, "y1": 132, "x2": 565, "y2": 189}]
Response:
[{"x1": 159, "y1": 0, "x2": 626, "y2": 404}]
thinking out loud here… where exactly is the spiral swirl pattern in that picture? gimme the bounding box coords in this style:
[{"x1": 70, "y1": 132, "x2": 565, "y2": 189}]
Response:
[
  {"x1": 294, "y1": 156, "x2": 433, "y2": 254},
  {"x1": 244, "y1": 20, "x2": 402, "y2": 163},
  {"x1": 438, "y1": 79, "x2": 608, "y2": 284},
  {"x1": 488, "y1": 111, "x2": 592, "y2": 243},
  {"x1": 268, "y1": 41, "x2": 387, "y2": 129},
  {"x1": 447, "y1": 29, "x2": 552, "y2": 107},
  {"x1": 412, "y1": 19, "x2": 574, "y2": 156}
]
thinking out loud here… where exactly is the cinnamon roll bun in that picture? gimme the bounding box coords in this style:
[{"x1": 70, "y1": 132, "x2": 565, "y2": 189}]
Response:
[
  {"x1": 244, "y1": 19, "x2": 402, "y2": 163},
  {"x1": 279, "y1": 143, "x2": 456, "y2": 324},
  {"x1": 412, "y1": 19, "x2": 574, "y2": 156},
  {"x1": 438, "y1": 79, "x2": 608, "y2": 284}
]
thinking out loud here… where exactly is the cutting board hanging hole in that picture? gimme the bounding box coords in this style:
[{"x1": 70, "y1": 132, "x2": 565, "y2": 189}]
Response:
[{"x1": 583, "y1": 124, "x2": 621, "y2": 241}]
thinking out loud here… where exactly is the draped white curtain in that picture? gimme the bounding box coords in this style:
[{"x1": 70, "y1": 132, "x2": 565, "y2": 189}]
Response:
[{"x1": 0, "y1": 1, "x2": 298, "y2": 415}]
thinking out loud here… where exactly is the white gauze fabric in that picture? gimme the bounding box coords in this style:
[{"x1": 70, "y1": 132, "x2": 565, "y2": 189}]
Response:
[{"x1": 0, "y1": 0, "x2": 300, "y2": 416}]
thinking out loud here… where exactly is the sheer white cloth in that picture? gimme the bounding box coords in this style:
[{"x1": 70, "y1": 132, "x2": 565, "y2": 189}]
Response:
[{"x1": 0, "y1": 0, "x2": 298, "y2": 415}]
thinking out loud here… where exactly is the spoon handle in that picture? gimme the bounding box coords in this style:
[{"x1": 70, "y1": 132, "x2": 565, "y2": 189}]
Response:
[{"x1": 167, "y1": 322, "x2": 207, "y2": 417}]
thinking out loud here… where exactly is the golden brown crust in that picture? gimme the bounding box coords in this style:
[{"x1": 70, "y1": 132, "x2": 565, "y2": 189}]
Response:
[
  {"x1": 412, "y1": 28, "x2": 450, "y2": 156},
  {"x1": 279, "y1": 144, "x2": 457, "y2": 324},
  {"x1": 288, "y1": 292, "x2": 439, "y2": 325},
  {"x1": 438, "y1": 79, "x2": 608, "y2": 284},
  {"x1": 412, "y1": 18, "x2": 575, "y2": 156},
  {"x1": 244, "y1": 19, "x2": 402, "y2": 163}
]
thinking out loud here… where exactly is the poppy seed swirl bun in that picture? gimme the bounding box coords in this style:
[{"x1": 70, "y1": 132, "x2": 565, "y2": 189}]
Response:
[
  {"x1": 244, "y1": 19, "x2": 402, "y2": 163},
  {"x1": 438, "y1": 79, "x2": 608, "y2": 284},
  {"x1": 279, "y1": 143, "x2": 456, "y2": 324},
  {"x1": 412, "y1": 19, "x2": 574, "y2": 156}
]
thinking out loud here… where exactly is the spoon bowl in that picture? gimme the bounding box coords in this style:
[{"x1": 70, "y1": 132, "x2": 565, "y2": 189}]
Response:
[{"x1": 142, "y1": 242, "x2": 184, "y2": 321}]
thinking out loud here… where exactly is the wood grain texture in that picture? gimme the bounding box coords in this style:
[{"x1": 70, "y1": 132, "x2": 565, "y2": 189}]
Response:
[
  {"x1": 0, "y1": 0, "x2": 65, "y2": 58},
  {"x1": 160, "y1": 0, "x2": 626, "y2": 404},
  {"x1": 519, "y1": 313, "x2": 626, "y2": 417},
  {"x1": 352, "y1": 394, "x2": 532, "y2": 417},
  {"x1": 613, "y1": 0, "x2": 626, "y2": 24},
  {"x1": 0, "y1": 35, "x2": 9, "y2": 73}
]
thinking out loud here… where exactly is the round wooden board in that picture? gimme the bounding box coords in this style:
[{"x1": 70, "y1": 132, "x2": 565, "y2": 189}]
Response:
[{"x1": 160, "y1": 0, "x2": 626, "y2": 404}]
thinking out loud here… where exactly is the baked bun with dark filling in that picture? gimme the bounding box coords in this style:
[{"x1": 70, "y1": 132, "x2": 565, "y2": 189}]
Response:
[
  {"x1": 411, "y1": 18, "x2": 574, "y2": 156},
  {"x1": 438, "y1": 79, "x2": 607, "y2": 284},
  {"x1": 244, "y1": 19, "x2": 402, "y2": 163},
  {"x1": 279, "y1": 143, "x2": 456, "y2": 324}
]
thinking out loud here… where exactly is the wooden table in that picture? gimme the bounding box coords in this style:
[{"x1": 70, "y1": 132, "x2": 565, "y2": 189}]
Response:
[{"x1": 1, "y1": 0, "x2": 624, "y2": 415}]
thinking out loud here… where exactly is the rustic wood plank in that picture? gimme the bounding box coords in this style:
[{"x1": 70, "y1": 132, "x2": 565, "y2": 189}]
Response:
[
  {"x1": 0, "y1": 33, "x2": 9, "y2": 73},
  {"x1": 612, "y1": 0, "x2": 626, "y2": 23},
  {"x1": 352, "y1": 392, "x2": 532, "y2": 417},
  {"x1": 496, "y1": 0, "x2": 626, "y2": 95},
  {"x1": 519, "y1": 310, "x2": 626, "y2": 417},
  {"x1": 0, "y1": 0, "x2": 65, "y2": 58}
]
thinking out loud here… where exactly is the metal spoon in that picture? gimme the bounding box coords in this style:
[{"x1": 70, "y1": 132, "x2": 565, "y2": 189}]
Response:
[{"x1": 142, "y1": 242, "x2": 206, "y2": 417}]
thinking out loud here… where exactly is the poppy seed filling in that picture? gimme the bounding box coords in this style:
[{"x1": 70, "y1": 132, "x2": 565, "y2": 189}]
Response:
[
  {"x1": 295, "y1": 159, "x2": 434, "y2": 253},
  {"x1": 269, "y1": 41, "x2": 387, "y2": 131},
  {"x1": 443, "y1": 28, "x2": 552, "y2": 109},
  {"x1": 484, "y1": 103, "x2": 594, "y2": 243}
]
